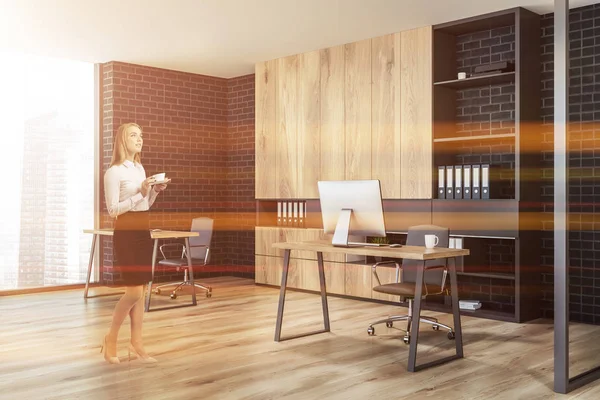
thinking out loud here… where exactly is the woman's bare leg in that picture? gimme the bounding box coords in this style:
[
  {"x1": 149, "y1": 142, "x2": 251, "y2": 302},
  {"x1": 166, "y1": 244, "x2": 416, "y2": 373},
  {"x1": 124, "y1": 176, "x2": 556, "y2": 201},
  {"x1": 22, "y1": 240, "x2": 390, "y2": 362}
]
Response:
[
  {"x1": 129, "y1": 288, "x2": 150, "y2": 357},
  {"x1": 105, "y1": 285, "x2": 144, "y2": 357}
]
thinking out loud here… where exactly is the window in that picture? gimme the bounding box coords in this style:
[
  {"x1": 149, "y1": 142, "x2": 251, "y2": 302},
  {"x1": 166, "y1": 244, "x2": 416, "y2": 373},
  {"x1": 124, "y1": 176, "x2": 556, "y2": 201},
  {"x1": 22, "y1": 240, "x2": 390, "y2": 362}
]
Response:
[{"x1": 0, "y1": 51, "x2": 95, "y2": 289}]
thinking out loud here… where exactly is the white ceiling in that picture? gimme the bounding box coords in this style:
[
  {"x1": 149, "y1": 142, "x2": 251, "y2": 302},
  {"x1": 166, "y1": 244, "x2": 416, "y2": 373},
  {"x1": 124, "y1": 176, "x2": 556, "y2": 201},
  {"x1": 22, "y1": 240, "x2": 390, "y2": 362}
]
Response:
[{"x1": 0, "y1": 0, "x2": 597, "y2": 78}]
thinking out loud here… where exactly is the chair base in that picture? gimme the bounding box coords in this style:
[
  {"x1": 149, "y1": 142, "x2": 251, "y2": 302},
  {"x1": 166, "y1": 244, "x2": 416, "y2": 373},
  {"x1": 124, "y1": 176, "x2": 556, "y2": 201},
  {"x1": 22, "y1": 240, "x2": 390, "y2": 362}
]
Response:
[
  {"x1": 367, "y1": 299, "x2": 455, "y2": 344},
  {"x1": 154, "y1": 270, "x2": 212, "y2": 299}
]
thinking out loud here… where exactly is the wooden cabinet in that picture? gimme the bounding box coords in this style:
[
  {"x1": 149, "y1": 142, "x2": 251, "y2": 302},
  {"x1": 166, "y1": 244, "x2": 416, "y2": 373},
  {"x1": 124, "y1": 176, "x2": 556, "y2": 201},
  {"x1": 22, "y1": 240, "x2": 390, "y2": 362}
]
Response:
[
  {"x1": 297, "y1": 50, "x2": 321, "y2": 198},
  {"x1": 254, "y1": 227, "x2": 364, "y2": 296},
  {"x1": 320, "y1": 45, "x2": 346, "y2": 182},
  {"x1": 255, "y1": 26, "x2": 433, "y2": 200},
  {"x1": 372, "y1": 33, "x2": 402, "y2": 198},
  {"x1": 255, "y1": 60, "x2": 277, "y2": 199},
  {"x1": 276, "y1": 55, "x2": 298, "y2": 198},
  {"x1": 400, "y1": 26, "x2": 433, "y2": 199},
  {"x1": 344, "y1": 39, "x2": 372, "y2": 180}
]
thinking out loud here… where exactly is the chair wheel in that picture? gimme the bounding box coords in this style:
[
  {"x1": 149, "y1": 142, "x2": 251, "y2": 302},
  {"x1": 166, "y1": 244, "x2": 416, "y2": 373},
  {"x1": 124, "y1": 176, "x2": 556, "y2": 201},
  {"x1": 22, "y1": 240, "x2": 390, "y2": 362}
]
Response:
[
  {"x1": 432, "y1": 325, "x2": 440, "y2": 331},
  {"x1": 385, "y1": 321, "x2": 393, "y2": 328},
  {"x1": 206, "y1": 292, "x2": 212, "y2": 298},
  {"x1": 403, "y1": 336, "x2": 410, "y2": 344},
  {"x1": 170, "y1": 293, "x2": 177, "y2": 300},
  {"x1": 367, "y1": 326, "x2": 375, "y2": 336},
  {"x1": 447, "y1": 331, "x2": 455, "y2": 340},
  {"x1": 155, "y1": 288, "x2": 161, "y2": 295}
]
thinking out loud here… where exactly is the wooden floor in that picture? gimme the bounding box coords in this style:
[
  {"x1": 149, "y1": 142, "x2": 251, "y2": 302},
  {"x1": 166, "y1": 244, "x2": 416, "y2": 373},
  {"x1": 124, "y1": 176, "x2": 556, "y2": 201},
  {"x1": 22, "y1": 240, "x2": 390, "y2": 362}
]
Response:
[{"x1": 1, "y1": 277, "x2": 600, "y2": 400}]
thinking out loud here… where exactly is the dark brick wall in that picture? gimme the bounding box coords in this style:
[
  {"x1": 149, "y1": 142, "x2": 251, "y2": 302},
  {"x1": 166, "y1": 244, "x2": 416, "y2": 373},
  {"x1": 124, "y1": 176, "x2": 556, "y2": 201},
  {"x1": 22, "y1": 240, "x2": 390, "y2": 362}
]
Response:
[
  {"x1": 458, "y1": 238, "x2": 516, "y2": 313},
  {"x1": 455, "y1": 25, "x2": 516, "y2": 138},
  {"x1": 440, "y1": 26, "x2": 518, "y2": 200},
  {"x1": 436, "y1": 25, "x2": 520, "y2": 309},
  {"x1": 540, "y1": 4, "x2": 600, "y2": 324}
]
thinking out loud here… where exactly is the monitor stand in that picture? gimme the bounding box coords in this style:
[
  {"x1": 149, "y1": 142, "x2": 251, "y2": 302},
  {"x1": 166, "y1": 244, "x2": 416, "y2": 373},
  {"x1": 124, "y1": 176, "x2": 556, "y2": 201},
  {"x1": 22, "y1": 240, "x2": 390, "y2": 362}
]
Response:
[{"x1": 331, "y1": 208, "x2": 382, "y2": 248}]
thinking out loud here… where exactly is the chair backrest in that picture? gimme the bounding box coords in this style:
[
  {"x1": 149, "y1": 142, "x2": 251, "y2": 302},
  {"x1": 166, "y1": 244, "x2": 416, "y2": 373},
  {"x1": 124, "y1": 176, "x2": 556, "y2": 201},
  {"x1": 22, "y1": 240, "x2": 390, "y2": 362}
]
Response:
[
  {"x1": 401, "y1": 225, "x2": 449, "y2": 286},
  {"x1": 189, "y1": 217, "x2": 214, "y2": 263}
]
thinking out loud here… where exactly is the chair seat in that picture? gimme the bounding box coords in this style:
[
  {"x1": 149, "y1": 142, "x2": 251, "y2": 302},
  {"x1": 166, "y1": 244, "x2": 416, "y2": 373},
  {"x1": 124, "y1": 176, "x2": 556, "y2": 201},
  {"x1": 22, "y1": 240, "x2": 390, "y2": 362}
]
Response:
[
  {"x1": 158, "y1": 258, "x2": 205, "y2": 267},
  {"x1": 373, "y1": 282, "x2": 442, "y2": 297}
]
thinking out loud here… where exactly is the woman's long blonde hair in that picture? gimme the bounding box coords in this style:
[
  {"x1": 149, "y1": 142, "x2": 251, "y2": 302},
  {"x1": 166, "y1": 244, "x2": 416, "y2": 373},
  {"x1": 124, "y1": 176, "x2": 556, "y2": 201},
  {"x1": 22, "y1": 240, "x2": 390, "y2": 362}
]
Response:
[{"x1": 110, "y1": 122, "x2": 142, "y2": 167}]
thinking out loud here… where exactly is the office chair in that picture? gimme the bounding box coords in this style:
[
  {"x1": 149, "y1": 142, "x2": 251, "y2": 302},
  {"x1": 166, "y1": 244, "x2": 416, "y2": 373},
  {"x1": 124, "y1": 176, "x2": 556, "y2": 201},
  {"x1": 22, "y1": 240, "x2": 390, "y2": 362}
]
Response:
[
  {"x1": 154, "y1": 217, "x2": 213, "y2": 299},
  {"x1": 367, "y1": 225, "x2": 455, "y2": 344}
]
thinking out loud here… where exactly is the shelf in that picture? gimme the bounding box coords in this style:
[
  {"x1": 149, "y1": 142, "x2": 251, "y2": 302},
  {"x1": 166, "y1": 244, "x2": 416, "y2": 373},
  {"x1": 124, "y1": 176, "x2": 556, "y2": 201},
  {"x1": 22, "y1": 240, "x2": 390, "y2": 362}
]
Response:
[
  {"x1": 434, "y1": 71, "x2": 515, "y2": 89},
  {"x1": 433, "y1": 133, "x2": 516, "y2": 143},
  {"x1": 457, "y1": 272, "x2": 515, "y2": 280},
  {"x1": 422, "y1": 302, "x2": 516, "y2": 322},
  {"x1": 434, "y1": 8, "x2": 516, "y2": 35}
]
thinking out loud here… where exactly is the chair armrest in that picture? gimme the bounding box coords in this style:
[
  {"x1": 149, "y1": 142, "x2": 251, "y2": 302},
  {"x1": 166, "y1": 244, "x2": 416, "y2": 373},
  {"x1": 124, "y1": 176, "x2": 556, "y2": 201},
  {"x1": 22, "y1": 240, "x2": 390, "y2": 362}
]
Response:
[
  {"x1": 188, "y1": 245, "x2": 210, "y2": 264},
  {"x1": 423, "y1": 264, "x2": 449, "y2": 293},
  {"x1": 371, "y1": 260, "x2": 401, "y2": 286},
  {"x1": 159, "y1": 243, "x2": 185, "y2": 260}
]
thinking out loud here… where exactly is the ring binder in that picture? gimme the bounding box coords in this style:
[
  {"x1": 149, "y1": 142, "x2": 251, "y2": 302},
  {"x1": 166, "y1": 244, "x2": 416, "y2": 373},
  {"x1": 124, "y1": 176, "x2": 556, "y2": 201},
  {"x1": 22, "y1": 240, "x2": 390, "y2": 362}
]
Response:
[
  {"x1": 455, "y1": 165, "x2": 463, "y2": 199},
  {"x1": 482, "y1": 164, "x2": 490, "y2": 200},
  {"x1": 438, "y1": 166, "x2": 445, "y2": 199},
  {"x1": 463, "y1": 165, "x2": 472, "y2": 200},
  {"x1": 446, "y1": 166, "x2": 454, "y2": 199},
  {"x1": 472, "y1": 165, "x2": 481, "y2": 199}
]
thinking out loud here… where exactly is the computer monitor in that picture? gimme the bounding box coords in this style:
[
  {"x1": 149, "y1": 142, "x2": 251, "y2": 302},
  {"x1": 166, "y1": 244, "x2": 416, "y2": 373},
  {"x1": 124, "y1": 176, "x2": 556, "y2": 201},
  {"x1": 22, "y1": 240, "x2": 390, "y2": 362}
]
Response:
[{"x1": 317, "y1": 180, "x2": 386, "y2": 247}]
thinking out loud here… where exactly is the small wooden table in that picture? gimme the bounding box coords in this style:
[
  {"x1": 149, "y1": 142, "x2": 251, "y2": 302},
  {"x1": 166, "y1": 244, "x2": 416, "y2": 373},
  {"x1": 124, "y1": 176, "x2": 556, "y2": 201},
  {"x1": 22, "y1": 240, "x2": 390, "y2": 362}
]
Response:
[
  {"x1": 271, "y1": 240, "x2": 470, "y2": 372},
  {"x1": 83, "y1": 229, "x2": 199, "y2": 312}
]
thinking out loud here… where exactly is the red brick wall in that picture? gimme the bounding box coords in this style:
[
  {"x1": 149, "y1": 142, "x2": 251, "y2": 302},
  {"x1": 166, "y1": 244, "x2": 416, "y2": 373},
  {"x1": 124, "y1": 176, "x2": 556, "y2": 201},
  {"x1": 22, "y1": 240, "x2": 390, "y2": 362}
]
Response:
[
  {"x1": 100, "y1": 61, "x2": 247, "y2": 284},
  {"x1": 226, "y1": 75, "x2": 256, "y2": 276}
]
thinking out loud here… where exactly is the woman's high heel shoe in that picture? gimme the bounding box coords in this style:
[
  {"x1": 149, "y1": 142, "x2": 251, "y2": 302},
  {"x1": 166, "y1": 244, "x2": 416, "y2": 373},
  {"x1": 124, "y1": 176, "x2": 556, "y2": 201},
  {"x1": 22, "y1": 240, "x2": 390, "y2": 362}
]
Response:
[
  {"x1": 128, "y1": 343, "x2": 157, "y2": 364},
  {"x1": 100, "y1": 335, "x2": 120, "y2": 364}
]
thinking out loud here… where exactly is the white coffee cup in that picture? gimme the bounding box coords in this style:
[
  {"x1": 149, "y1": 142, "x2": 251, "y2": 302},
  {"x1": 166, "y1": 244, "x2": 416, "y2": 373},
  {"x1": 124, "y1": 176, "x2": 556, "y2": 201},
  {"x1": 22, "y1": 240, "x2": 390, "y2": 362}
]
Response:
[
  {"x1": 458, "y1": 72, "x2": 467, "y2": 80},
  {"x1": 424, "y1": 234, "x2": 439, "y2": 249},
  {"x1": 153, "y1": 173, "x2": 166, "y2": 182}
]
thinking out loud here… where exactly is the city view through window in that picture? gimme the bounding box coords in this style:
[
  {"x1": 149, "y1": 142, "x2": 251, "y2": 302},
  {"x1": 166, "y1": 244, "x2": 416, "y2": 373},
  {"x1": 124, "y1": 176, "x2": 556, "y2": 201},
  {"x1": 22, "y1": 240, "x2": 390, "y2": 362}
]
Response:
[{"x1": 0, "y1": 51, "x2": 95, "y2": 289}]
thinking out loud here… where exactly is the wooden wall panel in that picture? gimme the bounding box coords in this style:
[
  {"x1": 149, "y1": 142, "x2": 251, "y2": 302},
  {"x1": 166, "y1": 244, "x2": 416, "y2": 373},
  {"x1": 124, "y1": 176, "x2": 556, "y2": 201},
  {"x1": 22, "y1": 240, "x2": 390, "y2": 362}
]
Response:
[
  {"x1": 320, "y1": 45, "x2": 346, "y2": 181},
  {"x1": 276, "y1": 55, "x2": 298, "y2": 198},
  {"x1": 255, "y1": 60, "x2": 277, "y2": 198},
  {"x1": 298, "y1": 50, "x2": 321, "y2": 198},
  {"x1": 372, "y1": 33, "x2": 401, "y2": 198},
  {"x1": 345, "y1": 263, "x2": 372, "y2": 298},
  {"x1": 255, "y1": 255, "x2": 282, "y2": 286},
  {"x1": 345, "y1": 39, "x2": 372, "y2": 180},
  {"x1": 400, "y1": 26, "x2": 433, "y2": 199}
]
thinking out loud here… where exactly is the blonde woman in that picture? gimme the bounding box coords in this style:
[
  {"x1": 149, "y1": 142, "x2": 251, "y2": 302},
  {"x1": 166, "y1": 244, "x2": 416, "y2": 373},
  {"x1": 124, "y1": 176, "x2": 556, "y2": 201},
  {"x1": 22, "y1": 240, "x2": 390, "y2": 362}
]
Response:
[{"x1": 100, "y1": 122, "x2": 168, "y2": 364}]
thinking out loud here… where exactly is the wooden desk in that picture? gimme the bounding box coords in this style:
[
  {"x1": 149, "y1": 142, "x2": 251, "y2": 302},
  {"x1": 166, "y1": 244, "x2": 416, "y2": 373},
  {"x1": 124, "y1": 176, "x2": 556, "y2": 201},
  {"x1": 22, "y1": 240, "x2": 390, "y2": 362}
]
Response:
[
  {"x1": 83, "y1": 229, "x2": 199, "y2": 312},
  {"x1": 271, "y1": 240, "x2": 470, "y2": 372}
]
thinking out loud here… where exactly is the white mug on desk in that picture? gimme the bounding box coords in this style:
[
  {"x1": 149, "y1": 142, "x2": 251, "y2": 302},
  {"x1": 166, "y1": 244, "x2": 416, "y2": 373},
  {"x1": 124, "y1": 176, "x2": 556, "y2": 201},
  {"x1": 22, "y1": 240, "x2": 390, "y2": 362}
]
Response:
[{"x1": 424, "y1": 234, "x2": 439, "y2": 249}]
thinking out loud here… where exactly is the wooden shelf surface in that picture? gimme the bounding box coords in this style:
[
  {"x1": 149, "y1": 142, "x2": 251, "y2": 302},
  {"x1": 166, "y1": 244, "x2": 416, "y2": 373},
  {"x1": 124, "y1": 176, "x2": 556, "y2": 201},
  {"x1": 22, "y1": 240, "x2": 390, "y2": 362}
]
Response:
[
  {"x1": 434, "y1": 71, "x2": 515, "y2": 89},
  {"x1": 457, "y1": 271, "x2": 515, "y2": 280},
  {"x1": 433, "y1": 133, "x2": 516, "y2": 143}
]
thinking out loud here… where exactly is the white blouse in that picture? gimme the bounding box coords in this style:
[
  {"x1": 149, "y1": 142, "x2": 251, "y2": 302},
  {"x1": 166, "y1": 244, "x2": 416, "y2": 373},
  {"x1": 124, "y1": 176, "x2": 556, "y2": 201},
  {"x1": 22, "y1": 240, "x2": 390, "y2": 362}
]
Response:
[{"x1": 104, "y1": 160, "x2": 159, "y2": 218}]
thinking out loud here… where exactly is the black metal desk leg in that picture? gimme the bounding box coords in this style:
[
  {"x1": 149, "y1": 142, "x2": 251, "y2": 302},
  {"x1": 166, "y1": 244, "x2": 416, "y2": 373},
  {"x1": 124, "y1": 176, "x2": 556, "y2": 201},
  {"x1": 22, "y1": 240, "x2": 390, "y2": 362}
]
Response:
[
  {"x1": 84, "y1": 234, "x2": 97, "y2": 299},
  {"x1": 185, "y1": 237, "x2": 197, "y2": 306},
  {"x1": 145, "y1": 239, "x2": 159, "y2": 312},
  {"x1": 449, "y1": 257, "x2": 464, "y2": 357},
  {"x1": 408, "y1": 260, "x2": 426, "y2": 372},
  {"x1": 317, "y1": 252, "x2": 330, "y2": 332},
  {"x1": 274, "y1": 249, "x2": 291, "y2": 342}
]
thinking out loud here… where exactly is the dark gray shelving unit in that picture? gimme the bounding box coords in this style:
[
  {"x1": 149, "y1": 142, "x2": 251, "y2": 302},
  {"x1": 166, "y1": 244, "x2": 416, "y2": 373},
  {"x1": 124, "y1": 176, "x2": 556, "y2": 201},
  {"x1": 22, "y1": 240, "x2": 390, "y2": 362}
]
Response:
[{"x1": 432, "y1": 7, "x2": 542, "y2": 323}]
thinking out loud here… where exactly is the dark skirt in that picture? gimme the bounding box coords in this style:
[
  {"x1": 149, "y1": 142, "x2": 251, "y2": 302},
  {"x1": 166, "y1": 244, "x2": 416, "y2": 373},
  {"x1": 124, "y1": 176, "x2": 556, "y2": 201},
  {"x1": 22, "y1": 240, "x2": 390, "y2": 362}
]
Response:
[{"x1": 114, "y1": 211, "x2": 153, "y2": 286}]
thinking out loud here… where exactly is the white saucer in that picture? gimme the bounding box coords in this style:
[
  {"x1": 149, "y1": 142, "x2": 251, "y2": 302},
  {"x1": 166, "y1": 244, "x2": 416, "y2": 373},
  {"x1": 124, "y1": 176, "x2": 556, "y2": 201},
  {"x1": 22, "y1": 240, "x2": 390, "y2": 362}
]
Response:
[{"x1": 151, "y1": 179, "x2": 170, "y2": 185}]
